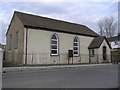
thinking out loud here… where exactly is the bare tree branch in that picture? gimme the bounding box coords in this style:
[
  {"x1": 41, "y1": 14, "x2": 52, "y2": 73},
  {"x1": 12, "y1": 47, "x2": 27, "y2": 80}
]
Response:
[{"x1": 97, "y1": 16, "x2": 117, "y2": 38}]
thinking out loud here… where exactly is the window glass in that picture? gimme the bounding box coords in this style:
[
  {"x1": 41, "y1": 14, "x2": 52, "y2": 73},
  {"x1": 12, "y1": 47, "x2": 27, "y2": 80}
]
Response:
[
  {"x1": 51, "y1": 50, "x2": 57, "y2": 54},
  {"x1": 51, "y1": 41, "x2": 57, "y2": 44},
  {"x1": 92, "y1": 49, "x2": 94, "y2": 56},
  {"x1": 51, "y1": 34, "x2": 58, "y2": 55},
  {"x1": 73, "y1": 37, "x2": 79, "y2": 56}
]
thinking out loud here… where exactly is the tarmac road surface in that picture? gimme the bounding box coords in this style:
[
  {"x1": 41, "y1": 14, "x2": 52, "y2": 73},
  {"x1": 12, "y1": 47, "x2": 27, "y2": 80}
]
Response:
[{"x1": 2, "y1": 64, "x2": 118, "y2": 88}]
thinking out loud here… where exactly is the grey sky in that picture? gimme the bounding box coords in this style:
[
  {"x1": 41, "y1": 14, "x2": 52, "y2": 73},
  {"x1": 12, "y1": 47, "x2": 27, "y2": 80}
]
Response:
[{"x1": 0, "y1": 0, "x2": 118, "y2": 44}]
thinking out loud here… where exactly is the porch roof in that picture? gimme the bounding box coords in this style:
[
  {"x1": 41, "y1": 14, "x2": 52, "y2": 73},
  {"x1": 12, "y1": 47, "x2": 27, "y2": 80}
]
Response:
[{"x1": 88, "y1": 36, "x2": 111, "y2": 49}]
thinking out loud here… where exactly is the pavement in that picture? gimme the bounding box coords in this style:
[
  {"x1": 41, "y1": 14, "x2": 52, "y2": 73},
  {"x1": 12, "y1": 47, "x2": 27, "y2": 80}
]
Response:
[
  {"x1": 3, "y1": 63, "x2": 113, "y2": 74},
  {"x1": 2, "y1": 64, "x2": 118, "y2": 88}
]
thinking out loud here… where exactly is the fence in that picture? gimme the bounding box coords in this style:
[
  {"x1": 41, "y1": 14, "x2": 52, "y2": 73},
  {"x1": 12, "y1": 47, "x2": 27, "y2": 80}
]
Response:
[{"x1": 4, "y1": 52, "x2": 112, "y2": 67}]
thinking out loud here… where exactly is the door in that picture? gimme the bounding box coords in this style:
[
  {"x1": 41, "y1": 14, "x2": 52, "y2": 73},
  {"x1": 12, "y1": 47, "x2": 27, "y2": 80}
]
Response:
[{"x1": 103, "y1": 46, "x2": 106, "y2": 60}]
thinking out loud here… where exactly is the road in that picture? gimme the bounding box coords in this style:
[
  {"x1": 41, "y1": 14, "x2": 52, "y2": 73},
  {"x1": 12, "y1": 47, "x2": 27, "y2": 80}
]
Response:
[{"x1": 2, "y1": 64, "x2": 118, "y2": 88}]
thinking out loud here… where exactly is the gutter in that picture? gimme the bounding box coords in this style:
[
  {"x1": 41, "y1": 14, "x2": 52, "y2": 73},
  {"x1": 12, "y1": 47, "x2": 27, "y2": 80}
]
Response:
[{"x1": 24, "y1": 25, "x2": 99, "y2": 38}]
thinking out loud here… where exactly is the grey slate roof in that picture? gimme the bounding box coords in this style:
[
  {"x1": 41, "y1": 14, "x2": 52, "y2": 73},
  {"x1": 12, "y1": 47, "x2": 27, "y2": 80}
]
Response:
[
  {"x1": 107, "y1": 35, "x2": 120, "y2": 42},
  {"x1": 88, "y1": 36, "x2": 111, "y2": 49},
  {"x1": 15, "y1": 11, "x2": 99, "y2": 37}
]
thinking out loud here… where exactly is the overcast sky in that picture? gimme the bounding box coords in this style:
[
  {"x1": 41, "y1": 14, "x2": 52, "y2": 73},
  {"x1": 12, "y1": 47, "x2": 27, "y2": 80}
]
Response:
[{"x1": 0, "y1": 0, "x2": 119, "y2": 44}]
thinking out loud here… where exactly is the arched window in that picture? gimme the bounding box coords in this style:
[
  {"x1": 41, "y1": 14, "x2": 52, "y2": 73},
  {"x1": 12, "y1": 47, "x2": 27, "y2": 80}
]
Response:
[
  {"x1": 51, "y1": 34, "x2": 58, "y2": 55},
  {"x1": 73, "y1": 36, "x2": 79, "y2": 56}
]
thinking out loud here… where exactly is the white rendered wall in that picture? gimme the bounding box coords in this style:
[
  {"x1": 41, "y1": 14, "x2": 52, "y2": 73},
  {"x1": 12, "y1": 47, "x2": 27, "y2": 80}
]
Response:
[{"x1": 25, "y1": 28, "x2": 94, "y2": 64}]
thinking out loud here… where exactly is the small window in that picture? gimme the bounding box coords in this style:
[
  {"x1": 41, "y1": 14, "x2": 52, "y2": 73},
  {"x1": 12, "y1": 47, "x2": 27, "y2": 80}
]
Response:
[
  {"x1": 73, "y1": 36, "x2": 79, "y2": 56},
  {"x1": 51, "y1": 34, "x2": 58, "y2": 55},
  {"x1": 9, "y1": 34, "x2": 12, "y2": 50},
  {"x1": 91, "y1": 49, "x2": 94, "y2": 56},
  {"x1": 15, "y1": 31, "x2": 18, "y2": 49},
  {"x1": 114, "y1": 41, "x2": 118, "y2": 45}
]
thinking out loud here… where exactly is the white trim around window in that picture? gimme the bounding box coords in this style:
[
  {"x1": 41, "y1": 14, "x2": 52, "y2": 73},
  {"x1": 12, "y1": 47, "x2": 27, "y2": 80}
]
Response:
[
  {"x1": 73, "y1": 36, "x2": 80, "y2": 57},
  {"x1": 51, "y1": 34, "x2": 58, "y2": 55}
]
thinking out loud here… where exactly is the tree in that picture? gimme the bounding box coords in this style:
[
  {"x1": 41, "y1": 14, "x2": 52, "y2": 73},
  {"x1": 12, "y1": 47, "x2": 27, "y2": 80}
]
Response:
[{"x1": 98, "y1": 16, "x2": 117, "y2": 38}]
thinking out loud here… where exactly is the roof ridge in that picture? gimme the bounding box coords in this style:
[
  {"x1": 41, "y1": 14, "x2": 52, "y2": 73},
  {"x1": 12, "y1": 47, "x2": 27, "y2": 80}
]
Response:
[
  {"x1": 15, "y1": 11, "x2": 89, "y2": 28},
  {"x1": 13, "y1": 11, "x2": 99, "y2": 37}
]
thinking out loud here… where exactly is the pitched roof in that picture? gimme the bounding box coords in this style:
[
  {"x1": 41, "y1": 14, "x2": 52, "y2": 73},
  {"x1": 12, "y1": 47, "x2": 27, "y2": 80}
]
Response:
[
  {"x1": 107, "y1": 34, "x2": 120, "y2": 42},
  {"x1": 88, "y1": 36, "x2": 111, "y2": 49},
  {"x1": 14, "y1": 11, "x2": 99, "y2": 37}
]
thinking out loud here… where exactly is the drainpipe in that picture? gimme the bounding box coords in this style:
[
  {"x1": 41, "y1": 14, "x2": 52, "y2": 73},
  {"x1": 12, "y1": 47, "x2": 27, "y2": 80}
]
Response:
[
  {"x1": 89, "y1": 49, "x2": 91, "y2": 64},
  {"x1": 0, "y1": 48, "x2": 3, "y2": 90},
  {"x1": 25, "y1": 28, "x2": 28, "y2": 65}
]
